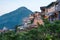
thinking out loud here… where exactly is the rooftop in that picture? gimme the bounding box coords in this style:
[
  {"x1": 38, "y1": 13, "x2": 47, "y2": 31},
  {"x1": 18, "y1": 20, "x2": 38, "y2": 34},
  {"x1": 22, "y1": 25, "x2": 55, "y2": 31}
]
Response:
[{"x1": 40, "y1": 1, "x2": 59, "y2": 10}]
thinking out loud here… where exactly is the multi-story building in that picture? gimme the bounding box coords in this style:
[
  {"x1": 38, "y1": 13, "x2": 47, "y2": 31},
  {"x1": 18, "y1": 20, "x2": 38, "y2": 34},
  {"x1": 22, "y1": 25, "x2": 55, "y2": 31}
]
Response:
[
  {"x1": 40, "y1": 0, "x2": 60, "y2": 22},
  {"x1": 29, "y1": 12, "x2": 44, "y2": 27}
]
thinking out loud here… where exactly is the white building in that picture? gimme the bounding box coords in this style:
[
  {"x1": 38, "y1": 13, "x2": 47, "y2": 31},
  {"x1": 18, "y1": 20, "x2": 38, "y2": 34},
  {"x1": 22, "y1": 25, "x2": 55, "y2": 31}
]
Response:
[{"x1": 3, "y1": 26, "x2": 8, "y2": 31}]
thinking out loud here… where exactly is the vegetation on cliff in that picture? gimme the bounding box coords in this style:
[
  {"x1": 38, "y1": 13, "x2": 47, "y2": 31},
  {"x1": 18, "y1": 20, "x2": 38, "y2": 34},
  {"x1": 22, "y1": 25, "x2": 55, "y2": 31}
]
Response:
[{"x1": 0, "y1": 19, "x2": 60, "y2": 40}]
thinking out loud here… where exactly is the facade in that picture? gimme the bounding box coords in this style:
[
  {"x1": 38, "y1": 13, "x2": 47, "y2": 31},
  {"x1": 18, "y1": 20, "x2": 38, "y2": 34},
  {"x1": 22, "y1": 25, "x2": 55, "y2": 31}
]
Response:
[
  {"x1": 40, "y1": 0, "x2": 60, "y2": 22},
  {"x1": 29, "y1": 12, "x2": 44, "y2": 27}
]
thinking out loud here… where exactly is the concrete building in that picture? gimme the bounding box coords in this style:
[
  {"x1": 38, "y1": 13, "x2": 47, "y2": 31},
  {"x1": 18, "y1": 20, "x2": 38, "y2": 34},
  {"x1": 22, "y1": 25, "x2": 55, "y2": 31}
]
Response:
[
  {"x1": 40, "y1": 0, "x2": 60, "y2": 22},
  {"x1": 29, "y1": 12, "x2": 44, "y2": 27}
]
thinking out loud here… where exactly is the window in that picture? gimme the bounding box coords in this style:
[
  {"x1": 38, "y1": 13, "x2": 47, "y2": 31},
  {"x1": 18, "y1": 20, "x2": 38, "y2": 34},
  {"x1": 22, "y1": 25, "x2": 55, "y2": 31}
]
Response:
[{"x1": 58, "y1": 11, "x2": 60, "y2": 20}]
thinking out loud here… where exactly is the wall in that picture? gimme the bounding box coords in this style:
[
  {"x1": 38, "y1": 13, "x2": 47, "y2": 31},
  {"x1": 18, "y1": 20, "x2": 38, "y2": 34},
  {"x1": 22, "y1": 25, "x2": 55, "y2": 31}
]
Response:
[
  {"x1": 47, "y1": 6, "x2": 55, "y2": 13},
  {"x1": 56, "y1": 3, "x2": 60, "y2": 11}
]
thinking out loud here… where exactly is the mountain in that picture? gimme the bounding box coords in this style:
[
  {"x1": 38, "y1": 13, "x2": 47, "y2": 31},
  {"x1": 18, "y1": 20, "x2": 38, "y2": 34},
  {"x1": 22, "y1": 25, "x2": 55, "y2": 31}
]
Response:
[{"x1": 0, "y1": 7, "x2": 33, "y2": 29}]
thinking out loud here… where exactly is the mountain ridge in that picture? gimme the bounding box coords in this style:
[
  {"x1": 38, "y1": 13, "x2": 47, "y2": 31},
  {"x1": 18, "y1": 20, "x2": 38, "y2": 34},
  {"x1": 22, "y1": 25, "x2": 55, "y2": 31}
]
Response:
[{"x1": 0, "y1": 6, "x2": 33, "y2": 29}]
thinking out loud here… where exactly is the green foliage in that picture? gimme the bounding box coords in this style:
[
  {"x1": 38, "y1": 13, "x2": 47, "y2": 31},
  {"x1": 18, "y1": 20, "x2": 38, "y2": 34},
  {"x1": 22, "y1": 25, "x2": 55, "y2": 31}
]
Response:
[{"x1": 0, "y1": 20, "x2": 60, "y2": 40}]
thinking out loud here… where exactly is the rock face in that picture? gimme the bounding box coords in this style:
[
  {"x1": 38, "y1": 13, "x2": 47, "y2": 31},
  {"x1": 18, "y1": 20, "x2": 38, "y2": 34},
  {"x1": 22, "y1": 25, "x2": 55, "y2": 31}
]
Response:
[{"x1": 0, "y1": 7, "x2": 33, "y2": 29}]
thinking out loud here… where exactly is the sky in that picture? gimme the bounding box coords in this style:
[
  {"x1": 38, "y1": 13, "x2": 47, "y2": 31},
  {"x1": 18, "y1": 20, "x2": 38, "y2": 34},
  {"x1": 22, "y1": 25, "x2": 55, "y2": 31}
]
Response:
[{"x1": 0, "y1": 0, "x2": 56, "y2": 16}]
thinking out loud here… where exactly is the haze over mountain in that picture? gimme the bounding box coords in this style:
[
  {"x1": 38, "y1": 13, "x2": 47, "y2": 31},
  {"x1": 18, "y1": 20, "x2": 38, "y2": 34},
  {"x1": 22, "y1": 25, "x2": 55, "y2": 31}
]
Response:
[{"x1": 0, "y1": 7, "x2": 33, "y2": 29}]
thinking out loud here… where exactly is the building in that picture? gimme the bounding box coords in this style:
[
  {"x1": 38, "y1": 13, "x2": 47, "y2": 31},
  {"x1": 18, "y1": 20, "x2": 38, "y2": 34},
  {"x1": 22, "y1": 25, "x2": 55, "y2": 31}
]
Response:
[
  {"x1": 2, "y1": 26, "x2": 8, "y2": 31},
  {"x1": 40, "y1": 0, "x2": 60, "y2": 22},
  {"x1": 29, "y1": 12, "x2": 44, "y2": 27},
  {"x1": 23, "y1": 17, "x2": 31, "y2": 28}
]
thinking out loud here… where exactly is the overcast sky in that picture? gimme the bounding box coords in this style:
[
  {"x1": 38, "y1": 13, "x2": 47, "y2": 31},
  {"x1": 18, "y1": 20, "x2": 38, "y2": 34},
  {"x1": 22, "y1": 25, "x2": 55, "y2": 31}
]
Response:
[{"x1": 0, "y1": 0, "x2": 56, "y2": 16}]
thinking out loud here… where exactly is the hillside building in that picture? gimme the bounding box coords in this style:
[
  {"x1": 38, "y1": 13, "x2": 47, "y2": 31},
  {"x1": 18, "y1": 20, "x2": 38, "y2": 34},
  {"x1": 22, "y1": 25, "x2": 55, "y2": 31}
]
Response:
[{"x1": 40, "y1": 0, "x2": 60, "y2": 22}]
